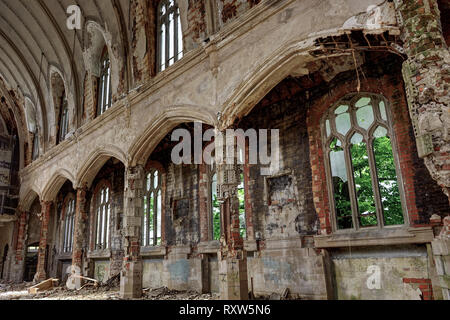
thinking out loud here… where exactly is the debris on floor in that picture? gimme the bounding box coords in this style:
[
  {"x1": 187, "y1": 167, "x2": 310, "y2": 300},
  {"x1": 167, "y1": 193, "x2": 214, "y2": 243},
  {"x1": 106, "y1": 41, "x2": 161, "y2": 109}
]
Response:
[
  {"x1": 0, "y1": 280, "x2": 218, "y2": 300},
  {"x1": 28, "y1": 278, "x2": 59, "y2": 294}
]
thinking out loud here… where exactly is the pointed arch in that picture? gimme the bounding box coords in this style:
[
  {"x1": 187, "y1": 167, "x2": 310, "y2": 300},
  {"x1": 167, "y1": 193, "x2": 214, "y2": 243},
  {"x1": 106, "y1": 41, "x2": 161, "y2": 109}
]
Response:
[
  {"x1": 18, "y1": 187, "x2": 40, "y2": 212},
  {"x1": 76, "y1": 144, "x2": 127, "y2": 189},
  {"x1": 84, "y1": 20, "x2": 125, "y2": 104},
  {"x1": 128, "y1": 104, "x2": 216, "y2": 167},
  {"x1": 41, "y1": 169, "x2": 76, "y2": 202}
]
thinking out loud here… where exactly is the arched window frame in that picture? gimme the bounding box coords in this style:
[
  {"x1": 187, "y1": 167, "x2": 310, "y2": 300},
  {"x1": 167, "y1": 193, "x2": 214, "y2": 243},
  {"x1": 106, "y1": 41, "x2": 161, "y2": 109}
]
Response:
[
  {"x1": 157, "y1": 0, "x2": 183, "y2": 72},
  {"x1": 321, "y1": 93, "x2": 407, "y2": 232},
  {"x1": 142, "y1": 165, "x2": 164, "y2": 247},
  {"x1": 62, "y1": 194, "x2": 76, "y2": 253},
  {"x1": 97, "y1": 47, "x2": 112, "y2": 116},
  {"x1": 93, "y1": 182, "x2": 112, "y2": 250}
]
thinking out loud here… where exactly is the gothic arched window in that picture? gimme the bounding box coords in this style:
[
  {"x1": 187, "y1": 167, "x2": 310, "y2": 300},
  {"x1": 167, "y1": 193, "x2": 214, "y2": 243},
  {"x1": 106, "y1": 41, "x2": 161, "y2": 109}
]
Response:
[
  {"x1": 97, "y1": 47, "x2": 112, "y2": 116},
  {"x1": 157, "y1": 0, "x2": 183, "y2": 72},
  {"x1": 142, "y1": 168, "x2": 162, "y2": 246},
  {"x1": 62, "y1": 195, "x2": 75, "y2": 253},
  {"x1": 322, "y1": 93, "x2": 405, "y2": 231},
  {"x1": 94, "y1": 184, "x2": 111, "y2": 250}
]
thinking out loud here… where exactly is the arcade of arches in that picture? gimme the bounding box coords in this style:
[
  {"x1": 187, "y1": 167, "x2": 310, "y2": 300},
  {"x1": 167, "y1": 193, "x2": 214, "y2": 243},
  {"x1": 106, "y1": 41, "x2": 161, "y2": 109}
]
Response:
[{"x1": 0, "y1": 0, "x2": 449, "y2": 300}]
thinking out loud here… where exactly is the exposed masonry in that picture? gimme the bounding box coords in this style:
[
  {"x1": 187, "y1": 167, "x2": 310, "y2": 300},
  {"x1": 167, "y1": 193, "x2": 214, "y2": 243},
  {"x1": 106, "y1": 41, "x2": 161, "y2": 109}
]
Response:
[
  {"x1": 395, "y1": 0, "x2": 450, "y2": 197},
  {"x1": 0, "y1": 0, "x2": 449, "y2": 300}
]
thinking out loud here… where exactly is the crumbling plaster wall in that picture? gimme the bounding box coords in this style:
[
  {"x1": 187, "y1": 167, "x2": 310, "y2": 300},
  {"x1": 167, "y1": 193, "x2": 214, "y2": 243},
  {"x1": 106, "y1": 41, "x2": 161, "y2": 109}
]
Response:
[
  {"x1": 395, "y1": 0, "x2": 450, "y2": 198},
  {"x1": 20, "y1": 0, "x2": 395, "y2": 205},
  {"x1": 331, "y1": 245, "x2": 434, "y2": 300},
  {"x1": 15, "y1": 0, "x2": 450, "y2": 299}
]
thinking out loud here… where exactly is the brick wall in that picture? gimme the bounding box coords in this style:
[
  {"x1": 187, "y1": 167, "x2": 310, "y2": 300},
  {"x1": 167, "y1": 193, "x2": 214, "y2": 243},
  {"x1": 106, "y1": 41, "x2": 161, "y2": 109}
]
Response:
[
  {"x1": 305, "y1": 52, "x2": 449, "y2": 234},
  {"x1": 239, "y1": 78, "x2": 318, "y2": 239},
  {"x1": 403, "y1": 278, "x2": 434, "y2": 300},
  {"x1": 186, "y1": 0, "x2": 207, "y2": 46}
]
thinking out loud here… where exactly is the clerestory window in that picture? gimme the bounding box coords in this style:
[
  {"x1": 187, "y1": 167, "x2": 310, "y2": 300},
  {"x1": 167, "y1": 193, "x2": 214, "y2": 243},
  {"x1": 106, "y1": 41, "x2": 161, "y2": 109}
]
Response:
[
  {"x1": 157, "y1": 0, "x2": 183, "y2": 72},
  {"x1": 97, "y1": 48, "x2": 112, "y2": 116}
]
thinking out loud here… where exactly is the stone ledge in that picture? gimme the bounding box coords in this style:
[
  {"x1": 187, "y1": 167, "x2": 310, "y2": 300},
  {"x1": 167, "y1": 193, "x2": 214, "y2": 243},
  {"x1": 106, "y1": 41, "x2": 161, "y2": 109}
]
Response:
[
  {"x1": 197, "y1": 241, "x2": 220, "y2": 254},
  {"x1": 263, "y1": 236, "x2": 304, "y2": 251},
  {"x1": 140, "y1": 246, "x2": 166, "y2": 257},
  {"x1": 87, "y1": 249, "x2": 111, "y2": 259},
  {"x1": 57, "y1": 253, "x2": 73, "y2": 261},
  {"x1": 314, "y1": 227, "x2": 434, "y2": 248},
  {"x1": 244, "y1": 240, "x2": 257, "y2": 252}
]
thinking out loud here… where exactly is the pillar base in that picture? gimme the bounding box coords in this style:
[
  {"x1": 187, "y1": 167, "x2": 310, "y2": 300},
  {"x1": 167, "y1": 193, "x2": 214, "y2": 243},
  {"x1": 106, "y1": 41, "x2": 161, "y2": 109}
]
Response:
[
  {"x1": 120, "y1": 260, "x2": 143, "y2": 299},
  {"x1": 219, "y1": 255, "x2": 248, "y2": 300}
]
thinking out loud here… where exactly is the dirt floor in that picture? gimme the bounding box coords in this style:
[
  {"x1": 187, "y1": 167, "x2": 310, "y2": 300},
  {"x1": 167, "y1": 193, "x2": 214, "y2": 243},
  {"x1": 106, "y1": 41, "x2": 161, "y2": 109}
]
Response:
[{"x1": 0, "y1": 280, "x2": 220, "y2": 300}]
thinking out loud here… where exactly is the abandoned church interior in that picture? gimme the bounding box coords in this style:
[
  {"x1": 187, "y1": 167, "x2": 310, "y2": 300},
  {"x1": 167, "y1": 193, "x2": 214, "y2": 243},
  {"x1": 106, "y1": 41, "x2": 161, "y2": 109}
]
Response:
[{"x1": 0, "y1": 0, "x2": 449, "y2": 300}]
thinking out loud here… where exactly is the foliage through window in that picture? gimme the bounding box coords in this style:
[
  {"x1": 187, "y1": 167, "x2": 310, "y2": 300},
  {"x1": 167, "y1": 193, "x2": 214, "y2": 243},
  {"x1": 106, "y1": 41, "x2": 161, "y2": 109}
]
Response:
[
  {"x1": 323, "y1": 94, "x2": 404, "y2": 231},
  {"x1": 157, "y1": 0, "x2": 183, "y2": 72},
  {"x1": 210, "y1": 168, "x2": 221, "y2": 241},
  {"x1": 97, "y1": 48, "x2": 112, "y2": 115},
  {"x1": 142, "y1": 169, "x2": 162, "y2": 246},
  {"x1": 94, "y1": 185, "x2": 111, "y2": 250},
  {"x1": 62, "y1": 196, "x2": 75, "y2": 253},
  {"x1": 237, "y1": 148, "x2": 246, "y2": 239}
]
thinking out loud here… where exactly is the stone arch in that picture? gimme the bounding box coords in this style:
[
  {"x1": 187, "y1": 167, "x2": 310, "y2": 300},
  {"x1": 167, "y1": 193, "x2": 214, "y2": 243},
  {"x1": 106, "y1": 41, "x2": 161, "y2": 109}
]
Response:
[
  {"x1": 23, "y1": 97, "x2": 37, "y2": 134},
  {"x1": 48, "y1": 65, "x2": 76, "y2": 144},
  {"x1": 84, "y1": 20, "x2": 125, "y2": 108},
  {"x1": 128, "y1": 104, "x2": 216, "y2": 167},
  {"x1": 219, "y1": 34, "x2": 371, "y2": 130},
  {"x1": 76, "y1": 144, "x2": 128, "y2": 189},
  {"x1": 41, "y1": 169, "x2": 76, "y2": 202},
  {"x1": 18, "y1": 187, "x2": 40, "y2": 212},
  {"x1": 219, "y1": 39, "x2": 316, "y2": 129}
]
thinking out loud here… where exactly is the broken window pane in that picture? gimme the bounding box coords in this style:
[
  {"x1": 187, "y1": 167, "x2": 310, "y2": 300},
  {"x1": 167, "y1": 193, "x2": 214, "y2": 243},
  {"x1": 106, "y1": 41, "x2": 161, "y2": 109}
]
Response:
[
  {"x1": 329, "y1": 138, "x2": 352, "y2": 229},
  {"x1": 335, "y1": 112, "x2": 351, "y2": 136},
  {"x1": 373, "y1": 127, "x2": 404, "y2": 226},
  {"x1": 350, "y1": 134, "x2": 377, "y2": 227},
  {"x1": 356, "y1": 105, "x2": 375, "y2": 131}
]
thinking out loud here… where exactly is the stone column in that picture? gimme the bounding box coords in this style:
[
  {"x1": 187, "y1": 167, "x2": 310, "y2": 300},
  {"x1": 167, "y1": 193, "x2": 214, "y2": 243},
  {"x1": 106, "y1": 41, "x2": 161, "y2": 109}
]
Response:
[
  {"x1": 216, "y1": 130, "x2": 248, "y2": 300},
  {"x1": 12, "y1": 210, "x2": 28, "y2": 282},
  {"x1": 35, "y1": 201, "x2": 52, "y2": 282},
  {"x1": 395, "y1": 0, "x2": 450, "y2": 201},
  {"x1": 69, "y1": 186, "x2": 88, "y2": 288},
  {"x1": 120, "y1": 165, "x2": 144, "y2": 299}
]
